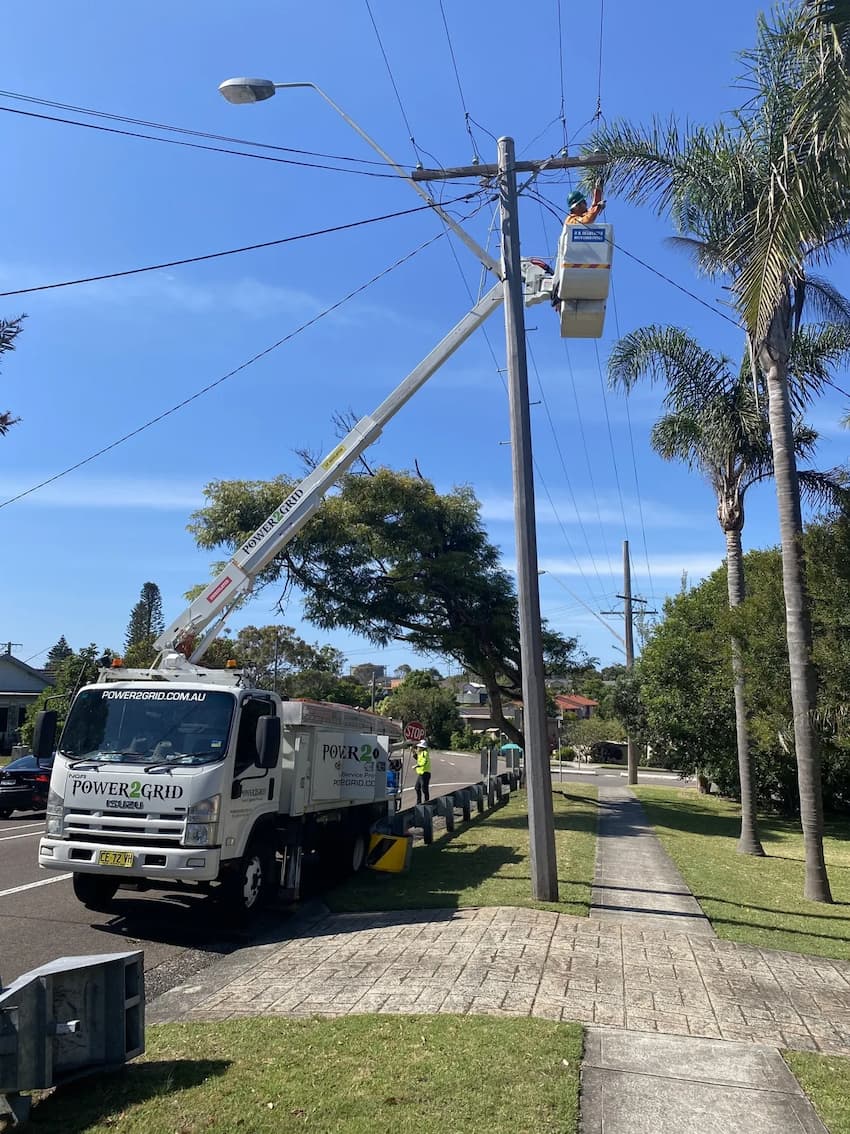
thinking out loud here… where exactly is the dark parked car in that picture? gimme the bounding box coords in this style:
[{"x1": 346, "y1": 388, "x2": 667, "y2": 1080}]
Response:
[{"x1": 0, "y1": 755, "x2": 53, "y2": 818}]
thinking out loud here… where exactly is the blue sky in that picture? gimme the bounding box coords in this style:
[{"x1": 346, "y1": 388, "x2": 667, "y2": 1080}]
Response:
[{"x1": 2, "y1": 2, "x2": 848, "y2": 676}]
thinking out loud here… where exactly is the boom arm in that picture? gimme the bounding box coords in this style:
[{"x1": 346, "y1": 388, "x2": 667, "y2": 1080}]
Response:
[{"x1": 155, "y1": 283, "x2": 504, "y2": 663}]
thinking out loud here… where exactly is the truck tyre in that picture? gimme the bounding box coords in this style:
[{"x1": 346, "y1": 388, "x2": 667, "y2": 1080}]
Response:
[
  {"x1": 219, "y1": 839, "x2": 274, "y2": 921},
  {"x1": 73, "y1": 873, "x2": 120, "y2": 911},
  {"x1": 351, "y1": 832, "x2": 367, "y2": 873}
]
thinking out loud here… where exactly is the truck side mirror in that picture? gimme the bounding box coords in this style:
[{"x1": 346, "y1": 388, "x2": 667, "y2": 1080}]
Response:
[
  {"x1": 32, "y1": 710, "x2": 58, "y2": 764},
  {"x1": 255, "y1": 715, "x2": 280, "y2": 769}
]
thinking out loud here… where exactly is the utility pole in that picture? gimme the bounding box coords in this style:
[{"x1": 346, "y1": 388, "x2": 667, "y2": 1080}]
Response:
[
  {"x1": 1, "y1": 642, "x2": 22, "y2": 657},
  {"x1": 622, "y1": 541, "x2": 637, "y2": 785},
  {"x1": 412, "y1": 142, "x2": 607, "y2": 902},
  {"x1": 603, "y1": 540, "x2": 656, "y2": 786}
]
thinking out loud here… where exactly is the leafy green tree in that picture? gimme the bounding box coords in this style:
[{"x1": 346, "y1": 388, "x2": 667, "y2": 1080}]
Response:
[
  {"x1": 188, "y1": 468, "x2": 588, "y2": 748},
  {"x1": 377, "y1": 669, "x2": 460, "y2": 748},
  {"x1": 222, "y1": 624, "x2": 343, "y2": 694},
  {"x1": 20, "y1": 644, "x2": 114, "y2": 745},
  {"x1": 609, "y1": 324, "x2": 848, "y2": 854},
  {"x1": 590, "y1": 1, "x2": 850, "y2": 899},
  {"x1": 289, "y1": 670, "x2": 364, "y2": 706},
  {"x1": 45, "y1": 636, "x2": 73, "y2": 673},
  {"x1": 124, "y1": 582, "x2": 165, "y2": 666},
  {"x1": 0, "y1": 315, "x2": 24, "y2": 436}
]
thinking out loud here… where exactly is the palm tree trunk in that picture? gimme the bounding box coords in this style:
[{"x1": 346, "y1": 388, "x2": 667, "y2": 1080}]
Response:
[
  {"x1": 724, "y1": 527, "x2": 764, "y2": 856},
  {"x1": 761, "y1": 333, "x2": 832, "y2": 902}
]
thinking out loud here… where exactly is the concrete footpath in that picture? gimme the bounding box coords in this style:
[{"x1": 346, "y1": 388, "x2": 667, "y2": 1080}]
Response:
[{"x1": 149, "y1": 784, "x2": 846, "y2": 1132}]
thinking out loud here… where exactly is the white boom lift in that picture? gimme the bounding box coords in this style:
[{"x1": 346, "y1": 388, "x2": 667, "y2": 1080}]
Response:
[
  {"x1": 154, "y1": 282, "x2": 505, "y2": 670},
  {"x1": 522, "y1": 223, "x2": 614, "y2": 338}
]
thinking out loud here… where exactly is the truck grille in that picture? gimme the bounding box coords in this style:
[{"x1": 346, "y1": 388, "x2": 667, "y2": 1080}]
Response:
[{"x1": 64, "y1": 809, "x2": 185, "y2": 847}]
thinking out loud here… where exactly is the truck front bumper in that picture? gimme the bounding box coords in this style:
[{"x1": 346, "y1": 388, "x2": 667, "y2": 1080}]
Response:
[{"x1": 39, "y1": 838, "x2": 222, "y2": 882}]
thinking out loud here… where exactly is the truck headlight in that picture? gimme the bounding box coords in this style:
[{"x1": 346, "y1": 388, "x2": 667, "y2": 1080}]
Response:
[
  {"x1": 45, "y1": 789, "x2": 65, "y2": 837},
  {"x1": 183, "y1": 795, "x2": 221, "y2": 847}
]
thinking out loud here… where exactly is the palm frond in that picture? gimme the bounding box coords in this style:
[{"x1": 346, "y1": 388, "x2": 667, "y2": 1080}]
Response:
[
  {"x1": 607, "y1": 325, "x2": 730, "y2": 402},
  {"x1": 798, "y1": 467, "x2": 850, "y2": 512}
]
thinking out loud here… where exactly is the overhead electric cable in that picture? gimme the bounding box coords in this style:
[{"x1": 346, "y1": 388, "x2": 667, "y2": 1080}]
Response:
[
  {"x1": 527, "y1": 339, "x2": 612, "y2": 605},
  {"x1": 593, "y1": 339, "x2": 630, "y2": 541},
  {"x1": 0, "y1": 105, "x2": 409, "y2": 179},
  {"x1": 362, "y1": 0, "x2": 426, "y2": 168},
  {"x1": 555, "y1": 0, "x2": 569, "y2": 153},
  {"x1": 610, "y1": 280, "x2": 657, "y2": 606},
  {"x1": 595, "y1": 0, "x2": 606, "y2": 121},
  {"x1": 437, "y1": 0, "x2": 482, "y2": 163},
  {"x1": 0, "y1": 195, "x2": 477, "y2": 299},
  {"x1": 0, "y1": 232, "x2": 448, "y2": 511},
  {"x1": 0, "y1": 89, "x2": 394, "y2": 167},
  {"x1": 527, "y1": 188, "x2": 741, "y2": 326}
]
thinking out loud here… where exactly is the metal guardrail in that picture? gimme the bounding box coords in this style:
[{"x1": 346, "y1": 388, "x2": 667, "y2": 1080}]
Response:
[
  {"x1": 0, "y1": 951, "x2": 144, "y2": 1125},
  {"x1": 376, "y1": 767, "x2": 524, "y2": 846}
]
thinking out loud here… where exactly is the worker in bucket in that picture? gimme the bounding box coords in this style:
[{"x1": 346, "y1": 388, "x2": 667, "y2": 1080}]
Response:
[
  {"x1": 565, "y1": 182, "x2": 605, "y2": 225},
  {"x1": 414, "y1": 739, "x2": 432, "y2": 804}
]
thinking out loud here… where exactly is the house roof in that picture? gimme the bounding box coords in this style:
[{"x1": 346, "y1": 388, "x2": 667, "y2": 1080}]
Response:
[
  {"x1": 0, "y1": 654, "x2": 54, "y2": 695},
  {"x1": 555, "y1": 693, "x2": 599, "y2": 710}
]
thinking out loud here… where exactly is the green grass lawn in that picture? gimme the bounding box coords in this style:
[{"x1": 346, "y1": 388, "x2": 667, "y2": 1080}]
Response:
[
  {"x1": 634, "y1": 786, "x2": 850, "y2": 959},
  {"x1": 327, "y1": 785, "x2": 598, "y2": 916},
  {"x1": 22, "y1": 1016, "x2": 583, "y2": 1134},
  {"x1": 785, "y1": 1051, "x2": 850, "y2": 1133}
]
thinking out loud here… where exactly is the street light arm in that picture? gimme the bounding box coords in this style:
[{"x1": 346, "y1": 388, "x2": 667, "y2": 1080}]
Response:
[{"x1": 273, "y1": 82, "x2": 501, "y2": 278}]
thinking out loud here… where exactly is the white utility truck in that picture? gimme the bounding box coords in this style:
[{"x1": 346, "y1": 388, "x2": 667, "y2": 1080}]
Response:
[
  {"x1": 34, "y1": 283, "x2": 507, "y2": 918},
  {"x1": 35, "y1": 665, "x2": 400, "y2": 917}
]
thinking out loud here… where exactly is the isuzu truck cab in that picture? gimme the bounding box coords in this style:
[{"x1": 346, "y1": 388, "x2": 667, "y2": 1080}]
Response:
[{"x1": 36, "y1": 659, "x2": 400, "y2": 918}]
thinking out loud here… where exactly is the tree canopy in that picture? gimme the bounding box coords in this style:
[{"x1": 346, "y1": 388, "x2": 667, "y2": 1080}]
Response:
[
  {"x1": 0, "y1": 316, "x2": 24, "y2": 437},
  {"x1": 189, "y1": 467, "x2": 589, "y2": 746},
  {"x1": 124, "y1": 582, "x2": 165, "y2": 666}
]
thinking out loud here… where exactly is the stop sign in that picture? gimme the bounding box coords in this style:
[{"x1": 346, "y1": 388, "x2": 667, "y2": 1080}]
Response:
[{"x1": 404, "y1": 720, "x2": 425, "y2": 743}]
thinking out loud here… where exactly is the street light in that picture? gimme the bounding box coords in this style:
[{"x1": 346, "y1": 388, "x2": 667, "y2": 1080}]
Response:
[
  {"x1": 217, "y1": 77, "x2": 498, "y2": 275},
  {"x1": 217, "y1": 75, "x2": 559, "y2": 900}
]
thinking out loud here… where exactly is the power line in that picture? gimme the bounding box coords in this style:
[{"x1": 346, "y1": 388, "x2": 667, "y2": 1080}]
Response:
[
  {"x1": 595, "y1": 0, "x2": 606, "y2": 122},
  {"x1": 526, "y1": 339, "x2": 612, "y2": 606},
  {"x1": 0, "y1": 104, "x2": 407, "y2": 180},
  {"x1": 0, "y1": 232, "x2": 448, "y2": 511},
  {"x1": 0, "y1": 195, "x2": 477, "y2": 299},
  {"x1": 437, "y1": 0, "x2": 482, "y2": 163},
  {"x1": 362, "y1": 0, "x2": 425, "y2": 168},
  {"x1": 0, "y1": 88, "x2": 394, "y2": 167},
  {"x1": 526, "y1": 188, "x2": 741, "y2": 326},
  {"x1": 555, "y1": 0, "x2": 568, "y2": 154},
  {"x1": 609, "y1": 279, "x2": 657, "y2": 608}
]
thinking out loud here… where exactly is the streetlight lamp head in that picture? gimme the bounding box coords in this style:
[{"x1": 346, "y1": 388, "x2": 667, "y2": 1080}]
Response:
[{"x1": 218, "y1": 78, "x2": 277, "y2": 105}]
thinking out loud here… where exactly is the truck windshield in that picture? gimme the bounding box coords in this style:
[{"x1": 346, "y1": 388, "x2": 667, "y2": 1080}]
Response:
[{"x1": 58, "y1": 688, "x2": 235, "y2": 766}]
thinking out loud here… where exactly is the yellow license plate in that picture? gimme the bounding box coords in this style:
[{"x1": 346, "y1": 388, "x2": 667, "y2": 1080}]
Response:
[{"x1": 98, "y1": 850, "x2": 134, "y2": 868}]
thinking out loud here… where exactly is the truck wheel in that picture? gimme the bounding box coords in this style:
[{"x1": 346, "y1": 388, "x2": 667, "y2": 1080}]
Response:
[
  {"x1": 351, "y1": 833, "x2": 367, "y2": 873},
  {"x1": 220, "y1": 840, "x2": 274, "y2": 921},
  {"x1": 72, "y1": 873, "x2": 120, "y2": 912}
]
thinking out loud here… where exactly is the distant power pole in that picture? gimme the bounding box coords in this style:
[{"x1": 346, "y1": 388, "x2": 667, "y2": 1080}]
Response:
[
  {"x1": 414, "y1": 143, "x2": 606, "y2": 902},
  {"x1": 1, "y1": 642, "x2": 22, "y2": 657},
  {"x1": 603, "y1": 540, "x2": 656, "y2": 786}
]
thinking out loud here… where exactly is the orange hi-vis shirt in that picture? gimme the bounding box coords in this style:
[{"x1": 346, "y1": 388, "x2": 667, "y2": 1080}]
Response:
[{"x1": 565, "y1": 202, "x2": 604, "y2": 225}]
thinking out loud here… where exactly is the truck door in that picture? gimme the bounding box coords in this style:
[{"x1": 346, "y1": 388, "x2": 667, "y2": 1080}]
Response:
[{"x1": 222, "y1": 695, "x2": 277, "y2": 855}]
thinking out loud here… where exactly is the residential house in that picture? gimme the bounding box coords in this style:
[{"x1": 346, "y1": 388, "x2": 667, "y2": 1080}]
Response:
[
  {"x1": 554, "y1": 693, "x2": 599, "y2": 720},
  {"x1": 0, "y1": 653, "x2": 54, "y2": 753}
]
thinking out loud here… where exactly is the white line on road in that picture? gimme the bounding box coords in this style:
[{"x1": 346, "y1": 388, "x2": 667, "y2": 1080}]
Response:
[
  {"x1": 0, "y1": 822, "x2": 44, "y2": 834},
  {"x1": 0, "y1": 873, "x2": 72, "y2": 900},
  {"x1": 0, "y1": 830, "x2": 43, "y2": 843}
]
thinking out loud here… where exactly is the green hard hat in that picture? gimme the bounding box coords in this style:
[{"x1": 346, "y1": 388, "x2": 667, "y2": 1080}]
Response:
[{"x1": 567, "y1": 190, "x2": 586, "y2": 207}]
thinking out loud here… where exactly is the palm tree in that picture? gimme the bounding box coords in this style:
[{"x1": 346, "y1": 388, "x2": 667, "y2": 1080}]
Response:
[
  {"x1": 610, "y1": 324, "x2": 850, "y2": 857},
  {"x1": 588, "y1": 2, "x2": 850, "y2": 901}
]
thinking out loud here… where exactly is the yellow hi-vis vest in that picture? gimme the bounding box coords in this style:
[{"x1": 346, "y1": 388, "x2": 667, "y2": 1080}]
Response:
[{"x1": 415, "y1": 747, "x2": 431, "y2": 774}]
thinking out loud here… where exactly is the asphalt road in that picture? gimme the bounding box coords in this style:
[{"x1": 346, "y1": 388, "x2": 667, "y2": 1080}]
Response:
[{"x1": 0, "y1": 747, "x2": 494, "y2": 991}]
